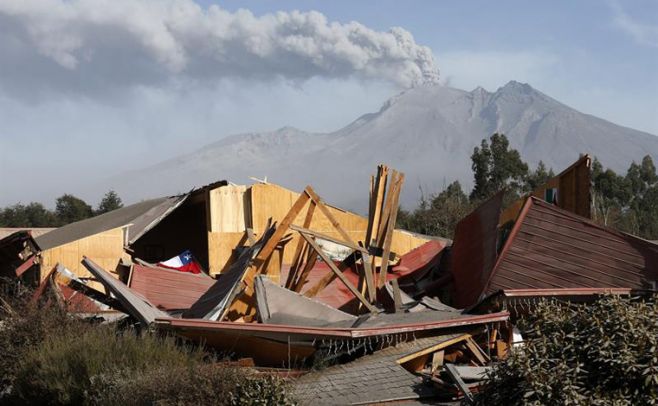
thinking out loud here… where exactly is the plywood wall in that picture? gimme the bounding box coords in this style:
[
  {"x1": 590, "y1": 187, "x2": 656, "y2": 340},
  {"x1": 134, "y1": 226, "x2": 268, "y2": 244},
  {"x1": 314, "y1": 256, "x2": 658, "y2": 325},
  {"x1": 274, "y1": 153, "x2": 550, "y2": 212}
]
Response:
[
  {"x1": 208, "y1": 185, "x2": 249, "y2": 233},
  {"x1": 40, "y1": 226, "x2": 129, "y2": 283}
]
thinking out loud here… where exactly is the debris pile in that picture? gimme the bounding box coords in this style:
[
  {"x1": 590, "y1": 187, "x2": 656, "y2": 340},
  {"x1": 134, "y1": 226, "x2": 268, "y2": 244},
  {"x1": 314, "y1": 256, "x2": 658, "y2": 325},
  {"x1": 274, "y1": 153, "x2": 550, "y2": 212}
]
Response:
[{"x1": 1, "y1": 156, "x2": 657, "y2": 404}]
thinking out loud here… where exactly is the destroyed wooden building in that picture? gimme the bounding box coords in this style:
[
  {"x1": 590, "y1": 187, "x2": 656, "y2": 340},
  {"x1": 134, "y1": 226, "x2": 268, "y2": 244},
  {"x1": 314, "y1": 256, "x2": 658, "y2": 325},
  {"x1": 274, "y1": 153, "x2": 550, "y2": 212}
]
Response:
[{"x1": 2, "y1": 157, "x2": 657, "y2": 404}]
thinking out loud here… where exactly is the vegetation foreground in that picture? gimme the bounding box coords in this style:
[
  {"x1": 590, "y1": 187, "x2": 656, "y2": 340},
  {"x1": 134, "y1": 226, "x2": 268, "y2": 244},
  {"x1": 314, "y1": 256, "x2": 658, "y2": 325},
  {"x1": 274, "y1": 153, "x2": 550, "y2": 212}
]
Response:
[
  {"x1": 476, "y1": 296, "x2": 658, "y2": 405},
  {"x1": 0, "y1": 286, "x2": 294, "y2": 405}
]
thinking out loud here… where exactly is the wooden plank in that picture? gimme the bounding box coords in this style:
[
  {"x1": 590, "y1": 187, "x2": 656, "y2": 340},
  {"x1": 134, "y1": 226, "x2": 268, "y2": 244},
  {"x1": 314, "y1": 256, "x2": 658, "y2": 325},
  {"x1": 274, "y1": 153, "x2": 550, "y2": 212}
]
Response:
[
  {"x1": 299, "y1": 233, "x2": 377, "y2": 313},
  {"x1": 361, "y1": 244, "x2": 376, "y2": 303},
  {"x1": 292, "y1": 247, "x2": 318, "y2": 292},
  {"x1": 445, "y1": 364, "x2": 474, "y2": 404},
  {"x1": 305, "y1": 186, "x2": 359, "y2": 247},
  {"x1": 431, "y1": 350, "x2": 444, "y2": 374},
  {"x1": 251, "y1": 190, "x2": 310, "y2": 270},
  {"x1": 496, "y1": 339, "x2": 509, "y2": 360},
  {"x1": 396, "y1": 334, "x2": 471, "y2": 364},
  {"x1": 465, "y1": 337, "x2": 489, "y2": 366},
  {"x1": 392, "y1": 278, "x2": 402, "y2": 312},
  {"x1": 303, "y1": 253, "x2": 356, "y2": 297},
  {"x1": 366, "y1": 165, "x2": 388, "y2": 247},
  {"x1": 378, "y1": 171, "x2": 405, "y2": 287},
  {"x1": 286, "y1": 241, "x2": 308, "y2": 289},
  {"x1": 285, "y1": 201, "x2": 316, "y2": 288}
]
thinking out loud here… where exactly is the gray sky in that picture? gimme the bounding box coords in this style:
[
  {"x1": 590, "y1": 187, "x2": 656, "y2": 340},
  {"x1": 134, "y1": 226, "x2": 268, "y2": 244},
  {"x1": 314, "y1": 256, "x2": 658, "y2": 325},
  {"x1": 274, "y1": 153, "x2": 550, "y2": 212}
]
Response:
[{"x1": 0, "y1": 0, "x2": 657, "y2": 207}]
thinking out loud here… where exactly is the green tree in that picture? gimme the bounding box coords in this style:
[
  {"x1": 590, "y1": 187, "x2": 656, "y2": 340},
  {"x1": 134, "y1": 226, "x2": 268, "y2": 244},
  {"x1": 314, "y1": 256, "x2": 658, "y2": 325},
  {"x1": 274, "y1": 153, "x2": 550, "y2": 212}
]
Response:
[
  {"x1": 622, "y1": 155, "x2": 658, "y2": 237},
  {"x1": 397, "y1": 181, "x2": 471, "y2": 238},
  {"x1": 591, "y1": 158, "x2": 630, "y2": 227},
  {"x1": 525, "y1": 160, "x2": 555, "y2": 192},
  {"x1": 470, "y1": 133, "x2": 529, "y2": 202},
  {"x1": 96, "y1": 190, "x2": 123, "y2": 215},
  {"x1": 55, "y1": 194, "x2": 93, "y2": 225},
  {"x1": 0, "y1": 203, "x2": 57, "y2": 227}
]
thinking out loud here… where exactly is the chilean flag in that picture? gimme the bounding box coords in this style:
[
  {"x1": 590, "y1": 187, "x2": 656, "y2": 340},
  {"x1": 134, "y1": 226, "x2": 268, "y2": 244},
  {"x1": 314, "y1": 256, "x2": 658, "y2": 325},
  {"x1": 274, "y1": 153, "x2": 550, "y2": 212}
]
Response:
[{"x1": 157, "y1": 250, "x2": 203, "y2": 274}]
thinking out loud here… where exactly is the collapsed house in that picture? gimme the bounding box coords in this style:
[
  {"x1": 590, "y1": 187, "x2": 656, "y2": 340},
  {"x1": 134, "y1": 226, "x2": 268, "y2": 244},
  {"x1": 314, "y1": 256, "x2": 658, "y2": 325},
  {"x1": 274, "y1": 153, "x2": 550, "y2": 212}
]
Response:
[{"x1": 1, "y1": 156, "x2": 656, "y2": 404}]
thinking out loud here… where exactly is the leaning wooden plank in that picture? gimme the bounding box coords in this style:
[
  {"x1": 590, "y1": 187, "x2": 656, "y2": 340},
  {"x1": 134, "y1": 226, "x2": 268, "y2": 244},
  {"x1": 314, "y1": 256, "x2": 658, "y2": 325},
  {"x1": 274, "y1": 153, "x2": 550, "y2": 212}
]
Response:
[
  {"x1": 378, "y1": 172, "x2": 405, "y2": 287},
  {"x1": 304, "y1": 186, "x2": 359, "y2": 246},
  {"x1": 251, "y1": 190, "x2": 311, "y2": 271},
  {"x1": 367, "y1": 165, "x2": 388, "y2": 247},
  {"x1": 375, "y1": 171, "x2": 396, "y2": 247},
  {"x1": 287, "y1": 241, "x2": 308, "y2": 289},
  {"x1": 465, "y1": 337, "x2": 490, "y2": 366},
  {"x1": 299, "y1": 233, "x2": 377, "y2": 313},
  {"x1": 431, "y1": 350, "x2": 444, "y2": 374},
  {"x1": 56, "y1": 264, "x2": 126, "y2": 311},
  {"x1": 445, "y1": 363, "x2": 475, "y2": 404},
  {"x1": 361, "y1": 247, "x2": 376, "y2": 303},
  {"x1": 392, "y1": 278, "x2": 402, "y2": 312},
  {"x1": 302, "y1": 253, "x2": 357, "y2": 297},
  {"x1": 81, "y1": 257, "x2": 169, "y2": 326},
  {"x1": 285, "y1": 201, "x2": 316, "y2": 288},
  {"x1": 396, "y1": 334, "x2": 471, "y2": 364},
  {"x1": 292, "y1": 247, "x2": 318, "y2": 292}
]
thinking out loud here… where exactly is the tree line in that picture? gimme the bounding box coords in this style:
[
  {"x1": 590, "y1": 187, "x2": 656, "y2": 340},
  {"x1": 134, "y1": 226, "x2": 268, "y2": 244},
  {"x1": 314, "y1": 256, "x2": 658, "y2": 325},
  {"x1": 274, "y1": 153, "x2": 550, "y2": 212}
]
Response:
[
  {"x1": 0, "y1": 191, "x2": 123, "y2": 228},
  {"x1": 398, "y1": 133, "x2": 658, "y2": 241}
]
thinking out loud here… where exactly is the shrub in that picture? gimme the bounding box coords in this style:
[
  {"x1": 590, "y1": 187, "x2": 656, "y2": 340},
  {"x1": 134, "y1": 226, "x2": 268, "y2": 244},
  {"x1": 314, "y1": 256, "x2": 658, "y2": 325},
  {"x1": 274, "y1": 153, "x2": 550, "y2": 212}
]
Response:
[
  {"x1": 475, "y1": 295, "x2": 658, "y2": 405},
  {"x1": 87, "y1": 363, "x2": 294, "y2": 405},
  {"x1": 12, "y1": 326, "x2": 203, "y2": 405},
  {"x1": 0, "y1": 286, "x2": 84, "y2": 397}
]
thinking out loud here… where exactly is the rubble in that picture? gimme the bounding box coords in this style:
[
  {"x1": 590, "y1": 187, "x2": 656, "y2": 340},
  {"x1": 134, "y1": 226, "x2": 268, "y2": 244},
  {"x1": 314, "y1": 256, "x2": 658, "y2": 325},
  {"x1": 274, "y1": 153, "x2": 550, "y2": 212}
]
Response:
[{"x1": 1, "y1": 158, "x2": 657, "y2": 404}]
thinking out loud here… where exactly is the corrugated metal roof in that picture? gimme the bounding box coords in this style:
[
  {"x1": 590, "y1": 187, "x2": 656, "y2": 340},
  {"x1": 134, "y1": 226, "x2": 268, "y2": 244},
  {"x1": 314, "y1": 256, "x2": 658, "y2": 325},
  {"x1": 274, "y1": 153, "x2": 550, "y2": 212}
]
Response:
[
  {"x1": 485, "y1": 197, "x2": 658, "y2": 295},
  {"x1": 35, "y1": 196, "x2": 185, "y2": 250},
  {"x1": 128, "y1": 264, "x2": 215, "y2": 311},
  {"x1": 449, "y1": 192, "x2": 503, "y2": 309}
]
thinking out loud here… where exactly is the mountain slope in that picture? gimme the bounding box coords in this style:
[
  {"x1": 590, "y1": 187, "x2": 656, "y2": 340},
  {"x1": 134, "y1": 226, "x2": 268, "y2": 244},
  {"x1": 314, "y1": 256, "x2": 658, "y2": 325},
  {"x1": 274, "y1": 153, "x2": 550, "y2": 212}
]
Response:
[{"x1": 104, "y1": 81, "x2": 658, "y2": 213}]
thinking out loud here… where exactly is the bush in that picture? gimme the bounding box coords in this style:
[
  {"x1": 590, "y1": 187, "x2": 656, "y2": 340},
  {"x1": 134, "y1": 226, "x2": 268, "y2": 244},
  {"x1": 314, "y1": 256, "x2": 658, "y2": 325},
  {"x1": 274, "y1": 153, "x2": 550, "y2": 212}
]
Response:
[
  {"x1": 0, "y1": 286, "x2": 85, "y2": 397},
  {"x1": 87, "y1": 363, "x2": 293, "y2": 405},
  {"x1": 13, "y1": 326, "x2": 203, "y2": 405},
  {"x1": 1, "y1": 287, "x2": 295, "y2": 405},
  {"x1": 475, "y1": 295, "x2": 658, "y2": 405}
]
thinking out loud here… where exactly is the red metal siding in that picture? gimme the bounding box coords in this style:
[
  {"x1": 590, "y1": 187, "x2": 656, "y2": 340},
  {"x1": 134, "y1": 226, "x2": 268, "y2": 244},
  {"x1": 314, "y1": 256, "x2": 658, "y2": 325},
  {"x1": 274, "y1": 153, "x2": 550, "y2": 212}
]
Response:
[
  {"x1": 449, "y1": 193, "x2": 503, "y2": 309},
  {"x1": 129, "y1": 264, "x2": 215, "y2": 311},
  {"x1": 487, "y1": 198, "x2": 658, "y2": 295}
]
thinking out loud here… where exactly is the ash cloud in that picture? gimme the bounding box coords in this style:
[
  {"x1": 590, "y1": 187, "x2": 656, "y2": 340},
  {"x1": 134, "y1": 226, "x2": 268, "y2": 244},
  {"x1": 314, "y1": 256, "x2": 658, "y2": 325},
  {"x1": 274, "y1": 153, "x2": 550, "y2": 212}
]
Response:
[{"x1": 0, "y1": 0, "x2": 439, "y2": 100}]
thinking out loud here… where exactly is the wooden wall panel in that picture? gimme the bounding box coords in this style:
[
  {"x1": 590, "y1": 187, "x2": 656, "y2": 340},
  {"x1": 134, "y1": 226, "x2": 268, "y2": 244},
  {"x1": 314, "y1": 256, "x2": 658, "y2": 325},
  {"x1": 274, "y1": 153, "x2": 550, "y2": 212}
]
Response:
[
  {"x1": 39, "y1": 226, "x2": 128, "y2": 286},
  {"x1": 208, "y1": 231, "x2": 248, "y2": 276},
  {"x1": 208, "y1": 185, "x2": 248, "y2": 233}
]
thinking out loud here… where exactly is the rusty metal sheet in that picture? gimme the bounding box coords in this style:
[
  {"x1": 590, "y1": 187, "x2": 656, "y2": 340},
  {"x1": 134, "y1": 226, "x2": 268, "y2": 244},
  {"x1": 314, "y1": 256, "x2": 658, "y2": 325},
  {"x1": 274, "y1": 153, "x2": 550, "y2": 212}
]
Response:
[
  {"x1": 129, "y1": 264, "x2": 215, "y2": 311},
  {"x1": 486, "y1": 197, "x2": 658, "y2": 296},
  {"x1": 449, "y1": 192, "x2": 504, "y2": 309}
]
